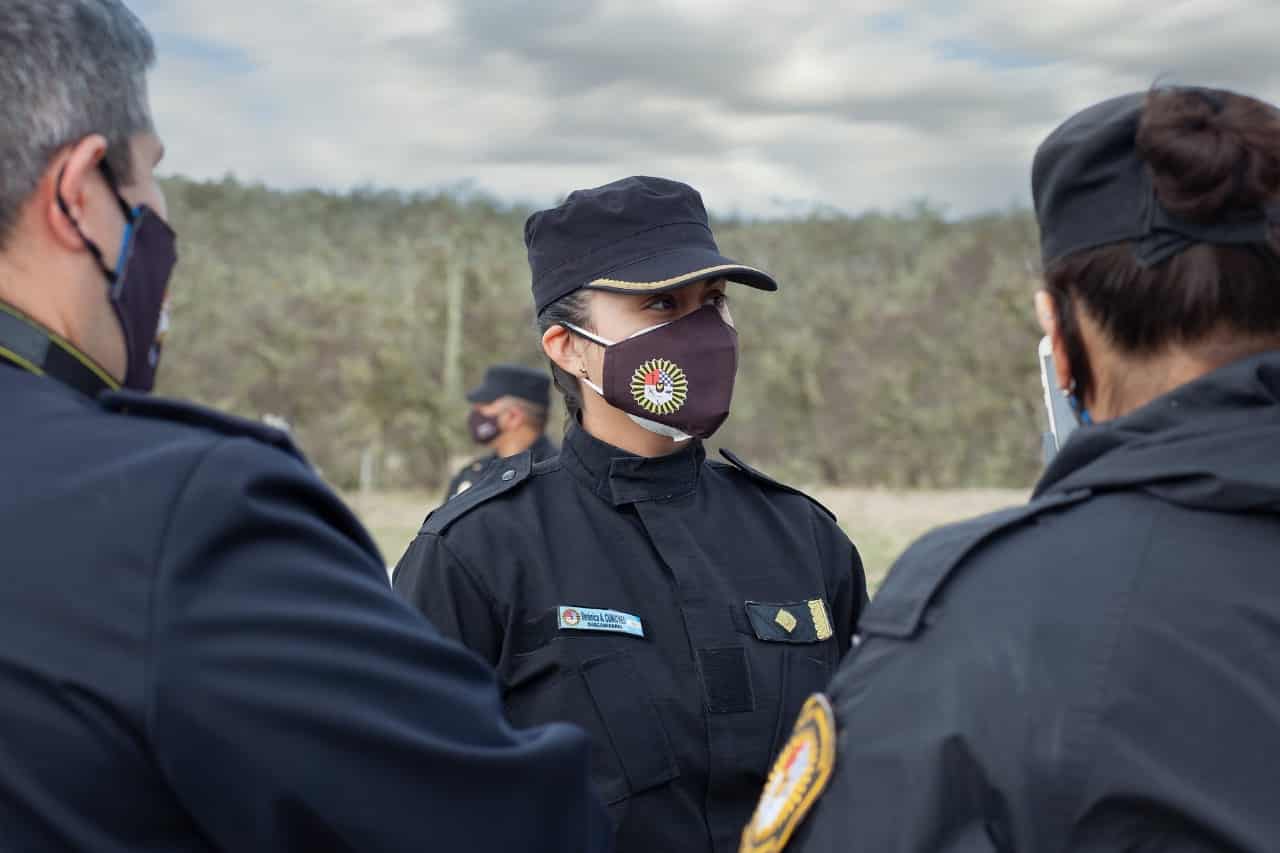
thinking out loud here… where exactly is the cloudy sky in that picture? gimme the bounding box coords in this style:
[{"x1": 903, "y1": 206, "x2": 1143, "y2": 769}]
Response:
[{"x1": 133, "y1": 0, "x2": 1280, "y2": 218}]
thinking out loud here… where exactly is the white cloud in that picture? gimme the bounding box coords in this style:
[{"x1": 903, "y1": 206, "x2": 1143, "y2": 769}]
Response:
[{"x1": 140, "y1": 0, "x2": 1280, "y2": 217}]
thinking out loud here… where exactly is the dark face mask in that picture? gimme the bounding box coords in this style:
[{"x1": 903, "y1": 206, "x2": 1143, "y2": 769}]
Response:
[
  {"x1": 57, "y1": 161, "x2": 178, "y2": 392},
  {"x1": 468, "y1": 409, "x2": 501, "y2": 445},
  {"x1": 565, "y1": 303, "x2": 739, "y2": 441}
]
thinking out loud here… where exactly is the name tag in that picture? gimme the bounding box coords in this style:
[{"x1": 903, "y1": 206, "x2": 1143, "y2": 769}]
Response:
[{"x1": 558, "y1": 606, "x2": 645, "y2": 638}]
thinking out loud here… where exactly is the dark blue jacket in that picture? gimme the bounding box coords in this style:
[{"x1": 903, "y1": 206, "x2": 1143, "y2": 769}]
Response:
[
  {"x1": 0, "y1": 361, "x2": 609, "y2": 852},
  {"x1": 395, "y1": 424, "x2": 866, "y2": 853},
  {"x1": 781, "y1": 352, "x2": 1280, "y2": 852}
]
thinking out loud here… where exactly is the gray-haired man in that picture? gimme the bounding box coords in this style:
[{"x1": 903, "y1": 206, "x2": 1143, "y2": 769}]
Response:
[{"x1": 0, "y1": 2, "x2": 608, "y2": 850}]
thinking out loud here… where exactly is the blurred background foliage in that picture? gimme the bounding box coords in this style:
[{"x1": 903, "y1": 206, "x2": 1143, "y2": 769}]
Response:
[{"x1": 159, "y1": 176, "x2": 1046, "y2": 492}]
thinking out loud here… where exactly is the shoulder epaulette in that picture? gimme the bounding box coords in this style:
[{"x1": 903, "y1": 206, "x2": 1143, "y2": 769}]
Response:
[
  {"x1": 422, "y1": 449, "x2": 534, "y2": 536},
  {"x1": 100, "y1": 390, "x2": 303, "y2": 461},
  {"x1": 715, "y1": 449, "x2": 837, "y2": 522}
]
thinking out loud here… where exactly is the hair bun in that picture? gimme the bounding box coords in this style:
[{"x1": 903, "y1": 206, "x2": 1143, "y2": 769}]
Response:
[{"x1": 1136, "y1": 87, "x2": 1280, "y2": 223}]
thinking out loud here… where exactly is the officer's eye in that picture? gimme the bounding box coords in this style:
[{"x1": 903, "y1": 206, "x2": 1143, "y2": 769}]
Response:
[{"x1": 646, "y1": 295, "x2": 677, "y2": 312}]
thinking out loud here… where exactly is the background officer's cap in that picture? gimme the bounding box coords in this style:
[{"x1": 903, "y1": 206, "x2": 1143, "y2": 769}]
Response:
[
  {"x1": 466, "y1": 364, "x2": 551, "y2": 408},
  {"x1": 525, "y1": 176, "x2": 778, "y2": 316}
]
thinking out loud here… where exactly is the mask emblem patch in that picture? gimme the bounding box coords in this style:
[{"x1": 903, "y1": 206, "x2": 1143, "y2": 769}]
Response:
[{"x1": 631, "y1": 358, "x2": 688, "y2": 415}]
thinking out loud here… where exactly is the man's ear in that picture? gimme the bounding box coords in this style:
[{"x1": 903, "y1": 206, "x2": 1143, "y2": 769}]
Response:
[
  {"x1": 1035, "y1": 289, "x2": 1073, "y2": 390},
  {"x1": 502, "y1": 403, "x2": 527, "y2": 431},
  {"x1": 44, "y1": 134, "x2": 109, "y2": 253}
]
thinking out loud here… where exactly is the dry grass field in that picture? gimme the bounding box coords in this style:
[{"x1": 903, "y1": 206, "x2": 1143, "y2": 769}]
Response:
[{"x1": 346, "y1": 486, "x2": 1029, "y2": 592}]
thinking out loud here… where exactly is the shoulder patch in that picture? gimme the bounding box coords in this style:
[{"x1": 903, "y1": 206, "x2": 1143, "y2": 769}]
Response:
[
  {"x1": 740, "y1": 693, "x2": 837, "y2": 853},
  {"x1": 99, "y1": 390, "x2": 303, "y2": 461},
  {"x1": 423, "y1": 449, "x2": 533, "y2": 536},
  {"x1": 859, "y1": 488, "x2": 1092, "y2": 641},
  {"x1": 716, "y1": 449, "x2": 836, "y2": 522}
]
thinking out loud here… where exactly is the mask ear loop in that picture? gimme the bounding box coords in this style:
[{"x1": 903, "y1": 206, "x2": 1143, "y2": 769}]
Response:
[
  {"x1": 54, "y1": 164, "x2": 119, "y2": 284},
  {"x1": 1065, "y1": 379, "x2": 1094, "y2": 425},
  {"x1": 564, "y1": 323, "x2": 609, "y2": 396},
  {"x1": 562, "y1": 322, "x2": 613, "y2": 348}
]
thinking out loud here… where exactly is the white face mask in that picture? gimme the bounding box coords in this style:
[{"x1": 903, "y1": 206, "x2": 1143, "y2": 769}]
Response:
[{"x1": 565, "y1": 320, "x2": 695, "y2": 444}]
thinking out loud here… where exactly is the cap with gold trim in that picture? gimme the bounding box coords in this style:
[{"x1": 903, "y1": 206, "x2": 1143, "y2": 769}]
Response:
[{"x1": 525, "y1": 175, "x2": 779, "y2": 316}]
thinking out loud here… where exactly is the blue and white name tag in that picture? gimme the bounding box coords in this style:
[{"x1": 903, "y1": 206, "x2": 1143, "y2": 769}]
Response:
[{"x1": 557, "y1": 606, "x2": 645, "y2": 638}]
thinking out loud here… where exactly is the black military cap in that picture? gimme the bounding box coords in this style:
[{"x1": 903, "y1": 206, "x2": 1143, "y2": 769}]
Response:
[
  {"x1": 1033, "y1": 86, "x2": 1280, "y2": 268},
  {"x1": 525, "y1": 176, "x2": 778, "y2": 315},
  {"x1": 466, "y1": 364, "x2": 551, "y2": 408}
]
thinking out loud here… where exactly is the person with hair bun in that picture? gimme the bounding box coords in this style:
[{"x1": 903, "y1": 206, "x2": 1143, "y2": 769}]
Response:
[{"x1": 740, "y1": 86, "x2": 1280, "y2": 853}]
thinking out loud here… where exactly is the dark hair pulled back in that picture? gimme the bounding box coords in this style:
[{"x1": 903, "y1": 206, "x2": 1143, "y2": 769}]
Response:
[
  {"x1": 536, "y1": 290, "x2": 592, "y2": 429},
  {"x1": 1046, "y1": 87, "x2": 1280, "y2": 401}
]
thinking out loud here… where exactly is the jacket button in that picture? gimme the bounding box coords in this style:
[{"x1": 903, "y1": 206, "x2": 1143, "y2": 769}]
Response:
[{"x1": 502, "y1": 470, "x2": 516, "y2": 482}]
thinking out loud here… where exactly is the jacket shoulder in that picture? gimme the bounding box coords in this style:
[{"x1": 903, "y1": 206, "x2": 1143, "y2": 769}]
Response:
[
  {"x1": 99, "y1": 390, "x2": 304, "y2": 462},
  {"x1": 423, "y1": 450, "x2": 537, "y2": 536},
  {"x1": 712, "y1": 448, "x2": 837, "y2": 522},
  {"x1": 860, "y1": 489, "x2": 1092, "y2": 641}
]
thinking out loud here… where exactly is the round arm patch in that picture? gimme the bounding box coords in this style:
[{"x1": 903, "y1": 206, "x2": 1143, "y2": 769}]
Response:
[{"x1": 739, "y1": 693, "x2": 836, "y2": 853}]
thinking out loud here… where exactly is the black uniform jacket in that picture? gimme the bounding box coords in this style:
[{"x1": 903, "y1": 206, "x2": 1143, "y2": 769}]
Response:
[
  {"x1": 0, "y1": 363, "x2": 608, "y2": 852},
  {"x1": 445, "y1": 434, "x2": 557, "y2": 500},
  {"x1": 788, "y1": 352, "x2": 1280, "y2": 852},
  {"x1": 395, "y1": 424, "x2": 867, "y2": 853}
]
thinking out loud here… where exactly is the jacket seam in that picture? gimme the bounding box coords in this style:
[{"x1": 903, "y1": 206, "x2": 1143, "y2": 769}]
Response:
[{"x1": 1051, "y1": 501, "x2": 1162, "y2": 847}]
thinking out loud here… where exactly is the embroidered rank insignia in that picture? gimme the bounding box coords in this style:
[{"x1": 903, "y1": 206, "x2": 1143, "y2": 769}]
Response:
[
  {"x1": 740, "y1": 693, "x2": 836, "y2": 853},
  {"x1": 745, "y1": 599, "x2": 834, "y2": 644},
  {"x1": 808, "y1": 599, "x2": 833, "y2": 641},
  {"x1": 557, "y1": 606, "x2": 645, "y2": 638}
]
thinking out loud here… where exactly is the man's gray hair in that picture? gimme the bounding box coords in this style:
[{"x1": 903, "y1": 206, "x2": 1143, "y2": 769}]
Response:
[{"x1": 0, "y1": 0, "x2": 155, "y2": 247}]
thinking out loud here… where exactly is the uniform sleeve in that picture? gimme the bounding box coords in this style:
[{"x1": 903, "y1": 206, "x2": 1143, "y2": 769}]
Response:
[
  {"x1": 811, "y1": 507, "x2": 868, "y2": 658},
  {"x1": 147, "y1": 438, "x2": 609, "y2": 853},
  {"x1": 392, "y1": 531, "x2": 504, "y2": 666},
  {"x1": 789, "y1": 636, "x2": 1007, "y2": 853}
]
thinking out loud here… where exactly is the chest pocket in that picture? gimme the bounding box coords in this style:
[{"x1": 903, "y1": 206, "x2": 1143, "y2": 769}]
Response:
[
  {"x1": 505, "y1": 611, "x2": 679, "y2": 807},
  {"x1": 732, "y1": 599, "x2": 839, "y2": 769}
]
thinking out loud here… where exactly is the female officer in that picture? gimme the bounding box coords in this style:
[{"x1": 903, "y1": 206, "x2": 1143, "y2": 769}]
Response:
[
  {"x1": 742, "y1": 86, "x2": 1280, "y2": 853},
  {"x1": 394, "y1": 176, "x2": 867, "y2": 853}
]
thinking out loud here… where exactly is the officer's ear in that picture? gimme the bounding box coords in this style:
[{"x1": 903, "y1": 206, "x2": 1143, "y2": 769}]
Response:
[
  {"x1": 45, "y1": 134, "x2": 110, "y2": 253},
  {"x1": 1035, "y1": 289, "x2": 1073, "y2": 391},
  {"x1": 501, "y1": 402, "x2": 526, "y2": 431},
  {"x1": 542, "y1": 324, "x2": 584, "y2": 378}
]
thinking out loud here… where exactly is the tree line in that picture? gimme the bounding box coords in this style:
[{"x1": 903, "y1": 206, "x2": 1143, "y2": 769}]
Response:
[{"x1": 159, "y1": 176, "x2": 1046, "y2": 491}]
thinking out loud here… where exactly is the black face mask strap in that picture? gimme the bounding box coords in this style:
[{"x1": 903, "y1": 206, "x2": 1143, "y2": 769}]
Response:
[
  {"x1": 54, "y1": 159, "x2": 134, "y2": 284},
  {"x1": 0, "y1": 302, "x2": 118, "y2": 397},
  {"x1": 96, "y1": 158, "x2": 136, "y2": 220}
]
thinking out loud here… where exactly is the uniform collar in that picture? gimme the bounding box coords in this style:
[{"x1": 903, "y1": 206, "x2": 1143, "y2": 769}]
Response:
[
  {"x1": 1035, "y1": 349, "x2": 1280, "y2": 511},
  {"x1": 561, "y1": 423, "x2": 704, "y2": 506},
  {"x1": 0, "y1": 301, "x2": 118, "y2": 399},
  {"x1": 530, "y1": 433, "x2": 556, "y2": 462}
]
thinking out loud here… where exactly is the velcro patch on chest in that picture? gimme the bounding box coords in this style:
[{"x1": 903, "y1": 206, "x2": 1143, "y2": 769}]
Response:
[
  {"x1": 745, "y1": 599, "x2": 834, "y2": 643},
  {"x1": 739, "y1": 693, "x2": 837, "y2": 853},
  {"x1": 557, "y1": 606, "x2": 645, "y2": 638}
]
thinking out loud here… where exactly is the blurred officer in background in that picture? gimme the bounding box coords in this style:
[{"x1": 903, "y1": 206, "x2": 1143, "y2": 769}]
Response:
[
  {"x1": 396, "y1": 176, "x2": 867, "y2": 853},
  {"x1": 0, "y1": 2, "x2": 608, "y2": 850},
  {"x1": 741, "y1": 85, "x2": 1280, "y2": 853},
  {"x1": 445, "y1": 363, "x2": 556, "y2": 500}
]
